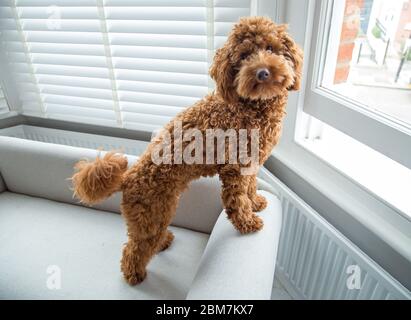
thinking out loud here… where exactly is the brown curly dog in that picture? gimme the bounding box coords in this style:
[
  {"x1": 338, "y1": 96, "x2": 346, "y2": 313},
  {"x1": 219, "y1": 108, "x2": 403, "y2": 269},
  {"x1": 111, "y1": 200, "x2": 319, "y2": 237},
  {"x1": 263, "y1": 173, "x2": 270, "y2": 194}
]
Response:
[{"x1": 72, "y1": 16, "x2": 303, "y2": 285}]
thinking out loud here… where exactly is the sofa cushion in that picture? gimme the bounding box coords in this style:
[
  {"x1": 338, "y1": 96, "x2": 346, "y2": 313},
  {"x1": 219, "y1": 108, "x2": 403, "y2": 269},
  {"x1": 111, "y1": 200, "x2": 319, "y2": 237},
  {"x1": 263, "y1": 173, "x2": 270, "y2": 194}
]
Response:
[
  {"x1": 0, "y1": 136, "x2": 223, "y2": 233},
  {"x1": 0, "y1": 192, "x2": 209, "y2": 299}
]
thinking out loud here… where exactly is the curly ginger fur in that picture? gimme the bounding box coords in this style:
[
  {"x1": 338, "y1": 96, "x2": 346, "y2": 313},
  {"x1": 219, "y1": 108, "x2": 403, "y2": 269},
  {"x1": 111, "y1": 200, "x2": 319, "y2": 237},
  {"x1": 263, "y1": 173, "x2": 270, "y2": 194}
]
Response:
[
  {"x1": 72, "y1": 152, "x2": 128, "y2": 205},
  {"x1": 72, "y1": 16, "x2": 303, "y2": 285}
]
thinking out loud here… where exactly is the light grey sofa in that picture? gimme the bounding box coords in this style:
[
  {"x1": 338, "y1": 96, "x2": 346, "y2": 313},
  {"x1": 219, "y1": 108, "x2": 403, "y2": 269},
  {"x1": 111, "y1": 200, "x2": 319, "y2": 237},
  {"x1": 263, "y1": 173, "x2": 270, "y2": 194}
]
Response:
[{"x1": 0, "y1": 136, "x2": 282, "y2": 300}]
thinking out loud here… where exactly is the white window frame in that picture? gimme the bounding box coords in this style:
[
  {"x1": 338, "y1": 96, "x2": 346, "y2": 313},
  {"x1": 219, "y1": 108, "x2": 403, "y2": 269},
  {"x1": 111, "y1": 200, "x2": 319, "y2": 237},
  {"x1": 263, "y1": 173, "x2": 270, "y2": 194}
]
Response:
[
  {"x1": 270, "y1": 0, "x2": 411, "y2": 263},
  {"x1": 304, "y1": 0, "x2": 411, "y2": 170}
]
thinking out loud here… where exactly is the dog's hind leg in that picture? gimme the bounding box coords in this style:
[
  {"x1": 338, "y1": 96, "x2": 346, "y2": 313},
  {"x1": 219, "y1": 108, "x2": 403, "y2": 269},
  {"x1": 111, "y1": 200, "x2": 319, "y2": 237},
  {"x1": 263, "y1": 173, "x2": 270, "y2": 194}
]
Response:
[
  {"x1": 247, "y1": 174, "x2": 268, "y2": 212},
  {"x1": 158, "y1": 230, "x2": 174, "y2": 252},
  {"x1": 120, "y1": 190, "x2": 178, "y2": 285},
  {"x1": 121, "y1": 228, "x2": 167, "y2": 285}
]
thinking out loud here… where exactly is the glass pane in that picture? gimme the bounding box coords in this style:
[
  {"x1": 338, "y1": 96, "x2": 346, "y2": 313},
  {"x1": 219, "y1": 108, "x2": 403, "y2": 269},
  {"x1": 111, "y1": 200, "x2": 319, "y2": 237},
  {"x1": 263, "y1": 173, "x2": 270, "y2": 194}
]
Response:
[{"x1": 321, "y1": 0, "x2": 411, "y2": 127}]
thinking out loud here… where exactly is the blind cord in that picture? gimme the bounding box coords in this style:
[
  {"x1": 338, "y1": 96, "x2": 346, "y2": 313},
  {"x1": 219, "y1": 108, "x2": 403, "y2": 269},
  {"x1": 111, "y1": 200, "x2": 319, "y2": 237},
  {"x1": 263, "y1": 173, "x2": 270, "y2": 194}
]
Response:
[{"x1": 96, "y1": 0, "x2": 123, "y2": 128}]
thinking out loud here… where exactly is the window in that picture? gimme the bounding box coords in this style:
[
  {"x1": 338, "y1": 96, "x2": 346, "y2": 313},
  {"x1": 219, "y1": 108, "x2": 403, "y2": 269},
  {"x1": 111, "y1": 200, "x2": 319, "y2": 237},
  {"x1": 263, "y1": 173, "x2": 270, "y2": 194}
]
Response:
[
  {"x1": 293, "y1": 0, "x2": 411, "y2": 219},
  {"x1": 0, "y1": 0, "x2": 251, "y2": 131},
  {"x1": 0, "y1": 84, "x2": 9, "y2": 114},
  {"x1": 303, "y1": 0, "x2": 411, "y2": 170},
  {"x1": 323, "y1": 0, "x2": 411, "y2": 126},
  {"x1": 263, "y1": 0, "x2": 411, "y2": 263}
]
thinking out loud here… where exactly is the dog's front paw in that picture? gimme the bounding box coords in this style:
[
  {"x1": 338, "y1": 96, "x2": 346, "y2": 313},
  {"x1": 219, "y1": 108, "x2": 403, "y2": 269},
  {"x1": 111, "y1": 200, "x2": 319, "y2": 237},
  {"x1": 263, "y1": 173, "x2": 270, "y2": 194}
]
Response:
[
  {"x1": 251, "y1": 194, "x2": 268, "y2": 212},
  {"x1": 230, "y1": 213, "x2": 264, "y2": 234}
]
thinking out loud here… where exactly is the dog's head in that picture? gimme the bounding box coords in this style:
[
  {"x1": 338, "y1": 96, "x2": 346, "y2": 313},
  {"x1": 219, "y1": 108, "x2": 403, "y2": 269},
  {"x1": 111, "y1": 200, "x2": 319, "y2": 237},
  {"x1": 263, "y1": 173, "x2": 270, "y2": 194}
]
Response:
[{"x1": 210, "y1": 17, "x2": 303, "y2": 103}]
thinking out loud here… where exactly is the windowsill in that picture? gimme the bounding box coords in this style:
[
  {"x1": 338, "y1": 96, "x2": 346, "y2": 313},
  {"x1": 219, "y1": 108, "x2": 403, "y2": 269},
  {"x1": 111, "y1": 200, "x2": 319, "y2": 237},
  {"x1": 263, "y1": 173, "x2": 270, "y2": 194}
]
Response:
[
  {"x1": 299, "y1": 125, "x2": 411, "y2": 222},
  {"x1": 269, "y1": 140, "x2": 411, "y2": 264}
]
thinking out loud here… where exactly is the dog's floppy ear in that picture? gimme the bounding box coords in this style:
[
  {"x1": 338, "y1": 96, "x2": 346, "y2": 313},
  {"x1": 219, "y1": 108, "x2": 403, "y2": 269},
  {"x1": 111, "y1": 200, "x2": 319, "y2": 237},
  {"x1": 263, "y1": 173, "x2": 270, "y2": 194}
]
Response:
[
  {"x1": 278, "y1": 24, "x2": 303, "y2": 91},
  {"x1": 209, "y1": 47, "x2": 237, "y2": 103}
]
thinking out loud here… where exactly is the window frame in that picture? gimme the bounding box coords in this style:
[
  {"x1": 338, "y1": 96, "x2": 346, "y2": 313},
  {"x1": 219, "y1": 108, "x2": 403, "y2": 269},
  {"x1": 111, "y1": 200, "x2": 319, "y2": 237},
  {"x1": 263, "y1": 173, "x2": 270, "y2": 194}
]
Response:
[
  {"x1": 303, "y1": 0, "x2": 411, "y2": 170},
  {"x1": 270, "y1": 0, "x2": 411, "y2": 263}
]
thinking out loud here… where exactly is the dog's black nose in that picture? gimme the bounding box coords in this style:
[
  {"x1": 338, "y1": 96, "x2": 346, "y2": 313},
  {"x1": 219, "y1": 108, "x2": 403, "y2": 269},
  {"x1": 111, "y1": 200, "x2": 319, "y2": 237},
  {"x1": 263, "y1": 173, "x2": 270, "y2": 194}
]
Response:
[{"x1": 256, "y1": 68, "x2": 270, "y2": 82}]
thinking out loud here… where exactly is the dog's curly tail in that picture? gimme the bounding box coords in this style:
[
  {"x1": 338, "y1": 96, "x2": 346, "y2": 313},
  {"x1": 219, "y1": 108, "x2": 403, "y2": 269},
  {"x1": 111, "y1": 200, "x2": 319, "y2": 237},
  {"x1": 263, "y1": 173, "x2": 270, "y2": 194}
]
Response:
[{"x1": 72, "y1": 152, "x2": 128, "y2": 205}]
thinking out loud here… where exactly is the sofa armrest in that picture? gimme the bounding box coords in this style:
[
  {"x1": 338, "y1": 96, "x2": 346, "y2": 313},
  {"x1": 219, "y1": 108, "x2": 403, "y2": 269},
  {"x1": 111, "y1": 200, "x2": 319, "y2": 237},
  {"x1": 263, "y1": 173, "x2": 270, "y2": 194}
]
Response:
[
  {"x1": 186, "y1": 190, "x2": 282, "y2": 300},
  {"x1": 257, "y1": 177, "x2": 280, "y2": 198}
]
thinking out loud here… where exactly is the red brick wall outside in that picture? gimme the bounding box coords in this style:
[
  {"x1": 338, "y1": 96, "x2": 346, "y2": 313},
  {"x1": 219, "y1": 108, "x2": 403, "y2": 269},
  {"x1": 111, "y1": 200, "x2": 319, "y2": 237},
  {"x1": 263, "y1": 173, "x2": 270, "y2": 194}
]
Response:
[
  {"x1": 334, "y1": 0, "x2": 364, "y2": 84},
  {"x1": 394, "y1": 1, "x2": 411, "y2": 53}
]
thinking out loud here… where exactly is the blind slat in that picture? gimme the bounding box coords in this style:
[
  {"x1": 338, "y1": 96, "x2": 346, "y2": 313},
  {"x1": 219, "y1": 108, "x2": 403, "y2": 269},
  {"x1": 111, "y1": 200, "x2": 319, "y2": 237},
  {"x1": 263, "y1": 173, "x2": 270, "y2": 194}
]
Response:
[
  {"x1": 37, "y1": 74, "x2": 111, "y2": 89},
  {"x1": 105, "y1": 7, "x2": 206, "y2": 21},
  {"x1": 31, "y1": 53, "x2": 108, "y2": 68},
  {"x1": 24, "y1": 31, "x2": 104, "y2": 44},
  {"x1": 20, "y1": 19, "x2": 101, "y2": 32},
  {"x1": 109, "y1": 33, "x2": 206, "y2": 49},
  {"x1": 19, "y1": 101, "x2": 41, "y2": 114},
  {"x1": 27, "y1": 42, "x2": 105, "y2": 55},
  {"x1": 122, "y1": 111, "x2": 173, "y2": 126},
  {"x1": 120, "y1": 101, "x2": 184, "y2": 117},
  {"x1": 39, "y1": 84, "x2": 114, "y2": 100},
  {"x1": 15, "y1": 0, "x2": 98, "y2": 7},
  {"x1": 17, "y1": 7, "x2": 99, "y2": 19},
  {"x1": 214, "y1": 0, "x2": 250, "y2": 8},
  {"x1": 43, "y1": 94, "x2": 115, "y2": 109},
  {"x1": 119, "y1": 91, "x2": 198, "y2": 108},
  {"x1": 115, "y1": 69, "x2": 208, "y2": 87},
  {"x1": 10, "y1": 63, "x2": 109, "y2": 78},
  {"x1": 113, "y1": 57, "x2": 207, "y2": 74},
  {"x1": 104, "y1": 0, "x2": 206, "y2": 6},
  {"x1": 117, "y1": 80, "x2": 207, "y2": 98},
  {"x1": 107, "y1": 21, "x2": 207, "y2": 35},
  {"x1": 112, "y1": 46, "x2": 206, "y2": 62}
]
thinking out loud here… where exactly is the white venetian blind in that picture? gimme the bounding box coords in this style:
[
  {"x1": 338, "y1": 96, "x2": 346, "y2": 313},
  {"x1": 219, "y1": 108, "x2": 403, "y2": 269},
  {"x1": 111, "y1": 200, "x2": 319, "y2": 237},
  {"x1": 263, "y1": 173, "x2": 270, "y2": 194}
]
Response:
[
  {"x1": 0, "y1": 84, "x2": 9, "y2": 114},
  {"x1": 0, "y1": 0, "x2": 250, "y2": 131}
]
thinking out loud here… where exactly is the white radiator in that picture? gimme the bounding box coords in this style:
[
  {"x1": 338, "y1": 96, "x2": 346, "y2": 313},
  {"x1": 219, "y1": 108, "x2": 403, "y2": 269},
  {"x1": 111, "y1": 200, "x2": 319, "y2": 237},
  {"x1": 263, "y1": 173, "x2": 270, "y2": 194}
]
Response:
[
  {"x1": 1, "y1": 124, "x2": 410, "y2": 300},
  {"x1": 259, "y1": 168, "x2": 411, "y2": 300},
  {"x1": 0, "y1": 125, "x2": 148, "y2": 156}
]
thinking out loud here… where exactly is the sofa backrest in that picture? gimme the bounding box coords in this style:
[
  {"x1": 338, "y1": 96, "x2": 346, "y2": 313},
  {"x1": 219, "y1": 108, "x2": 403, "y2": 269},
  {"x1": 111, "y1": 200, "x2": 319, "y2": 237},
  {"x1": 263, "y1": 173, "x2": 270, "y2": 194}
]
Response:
[{"x1": 0, "y1": 136, "x2": 223, "y2": 233}]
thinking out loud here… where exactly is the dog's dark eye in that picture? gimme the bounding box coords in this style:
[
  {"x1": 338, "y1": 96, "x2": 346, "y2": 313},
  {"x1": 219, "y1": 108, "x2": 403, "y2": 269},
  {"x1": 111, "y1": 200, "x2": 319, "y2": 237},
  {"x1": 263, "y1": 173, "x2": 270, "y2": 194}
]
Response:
[
  {"x1": 266, "y1": 45, "x2": 273, "y2": 52},
  {"x1": 240, "y1": 52, "x2": 249, "y2": 60}
]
